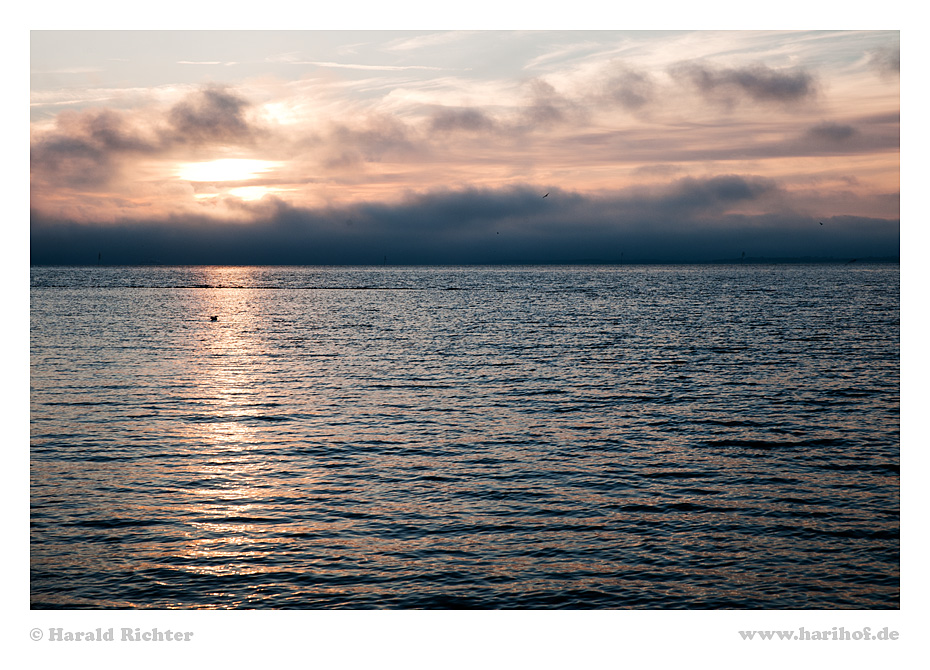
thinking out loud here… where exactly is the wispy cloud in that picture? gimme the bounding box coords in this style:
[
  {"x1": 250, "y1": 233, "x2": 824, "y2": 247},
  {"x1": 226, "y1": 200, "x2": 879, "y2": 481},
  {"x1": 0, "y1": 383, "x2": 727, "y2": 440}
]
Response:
[
  {"x1": 384, "y1": 31, "x2": 478, "y2": 52},
  {"x1": 31, "y1": 66, "x2": 105, "y2": 75},
  {"x1": 177, "y1": 60, "x2": 238, "y2": 66},
  {"x1": 868, "y1": 45, "x2": 900, "y2": 76},
  {"x1": 522, "y1": 41, "x2": 604, "y2": 71},
  {"x1": 30, "y1": 94, "x2": 119, "y2": 108},
  {"x1": 286, "y1": 60, "x2": 442, "y2": 72}
]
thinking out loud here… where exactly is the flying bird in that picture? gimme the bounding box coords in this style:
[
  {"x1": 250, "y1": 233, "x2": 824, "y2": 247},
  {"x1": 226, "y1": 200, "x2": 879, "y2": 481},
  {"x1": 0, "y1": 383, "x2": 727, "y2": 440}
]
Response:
[
  {"x1": 543, "y1": 193, "x2": 549, "y2": 198},
  {"x1": 819, "y1": 221, "x2": 824, "y2": 225}
]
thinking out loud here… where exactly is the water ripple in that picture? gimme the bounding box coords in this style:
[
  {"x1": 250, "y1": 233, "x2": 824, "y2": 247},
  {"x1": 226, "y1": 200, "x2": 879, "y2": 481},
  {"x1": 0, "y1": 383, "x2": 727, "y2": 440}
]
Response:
[{"x1": 31, "y1": 264, "x2": 899, "y2": 609}]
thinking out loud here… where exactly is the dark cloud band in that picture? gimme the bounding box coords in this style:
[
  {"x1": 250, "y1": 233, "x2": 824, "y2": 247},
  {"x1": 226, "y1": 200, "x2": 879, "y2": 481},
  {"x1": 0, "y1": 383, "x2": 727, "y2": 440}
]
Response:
[{"x1": 31, "y1": 180, "x2": 898, "y2": 265}]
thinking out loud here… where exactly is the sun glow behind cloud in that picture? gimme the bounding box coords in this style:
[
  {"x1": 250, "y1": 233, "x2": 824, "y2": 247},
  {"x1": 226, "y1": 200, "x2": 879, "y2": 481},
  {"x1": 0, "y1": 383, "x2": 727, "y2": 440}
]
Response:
[{"x1": 177, "y1": 159, "x2": 282, "y2": 183}]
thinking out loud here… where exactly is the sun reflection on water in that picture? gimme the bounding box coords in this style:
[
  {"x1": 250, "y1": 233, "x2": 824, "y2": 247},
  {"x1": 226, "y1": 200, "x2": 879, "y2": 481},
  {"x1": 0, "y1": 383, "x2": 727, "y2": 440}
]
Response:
[{"x1": 170, "y1": 266, "x2": 292, "y2": 587}]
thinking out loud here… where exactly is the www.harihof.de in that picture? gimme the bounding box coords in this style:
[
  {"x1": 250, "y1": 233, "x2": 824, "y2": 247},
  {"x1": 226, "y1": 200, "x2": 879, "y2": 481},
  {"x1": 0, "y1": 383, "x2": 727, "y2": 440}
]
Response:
[{"x1": 47, "y1": 628, "x2": 194, "y2": 642}]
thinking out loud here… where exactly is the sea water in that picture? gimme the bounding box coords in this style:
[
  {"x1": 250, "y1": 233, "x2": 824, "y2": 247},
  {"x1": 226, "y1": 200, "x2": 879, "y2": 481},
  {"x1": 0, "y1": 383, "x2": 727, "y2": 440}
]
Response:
[{"x1": 30, "y1": 264, "x2": 899, "y2": 608}]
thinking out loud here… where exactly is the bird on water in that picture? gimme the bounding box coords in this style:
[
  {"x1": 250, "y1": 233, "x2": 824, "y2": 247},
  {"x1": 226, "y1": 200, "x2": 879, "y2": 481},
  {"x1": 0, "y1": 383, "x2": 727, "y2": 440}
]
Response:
[{"x1": 210, "y1": 316, "x2": 218, "y2": 321}]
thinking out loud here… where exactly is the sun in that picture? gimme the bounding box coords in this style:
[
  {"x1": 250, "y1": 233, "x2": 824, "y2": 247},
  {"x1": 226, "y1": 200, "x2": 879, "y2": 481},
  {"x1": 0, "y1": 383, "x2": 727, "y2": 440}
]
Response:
[
  {"x1": 228, "y1": 186, "x2": 277, "y2": 201},
  {"x1": 177, "y1": 159, "x2": 280, "y2": 183}
]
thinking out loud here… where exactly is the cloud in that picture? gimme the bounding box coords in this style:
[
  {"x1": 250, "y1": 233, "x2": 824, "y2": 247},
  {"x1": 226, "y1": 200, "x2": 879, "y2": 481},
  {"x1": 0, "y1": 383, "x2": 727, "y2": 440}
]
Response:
[
  {"x1": 662, "y1": 174, "x2": 779, "y2": 212},
  {"x1": 30, "y1": 178, "x2": 899, "y2": 265},
  {"x1": 669, "y1": 61, "x2": 816, "y2": 108},
  {"x1": 868, "y1": 46, "x2": 900, "y2": 77},
  {"x1": 77, "y1": 108, "x2": 158, "y2": 153},
  {"x1": 602, "y1": 64, "x2": 655, "y2": 111},
  {"x1": 167, "y1": 86, "x2": 256, "y2": 144},
  {"x1": 805, "y1": 121, "x2": 858, "y2": 143},
  {"x1": 31, "y1": 136, "x2": 116, "y2": 187},
  {"x1": 521, "y1": 78, "x2": 579, "y2": 128},
  {"x1": 429, "y1": 107, "x2": 497, "y2": 134},
  {"x1": 29, "y1": 31, "x2": 899, "y2": 237},
  {"x1": 770, "y1": 117, "x2": 896, "y2": 160},
  {"x1": 31, "y1": 108, "x2": 161, "y2": 187},
  {"x1": 31, "y1": 85, "x2": 270, "y2": 192},
  {"x1": 324, "y1": 114, "x2": 418, "y2": 168}
]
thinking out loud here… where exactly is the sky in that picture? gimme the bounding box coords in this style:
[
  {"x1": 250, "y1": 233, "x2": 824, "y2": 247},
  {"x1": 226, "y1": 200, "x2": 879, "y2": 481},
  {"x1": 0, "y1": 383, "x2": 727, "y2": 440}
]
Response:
[{"x1": 29, "y1": 29, "x2": 900, "y2": 264}]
